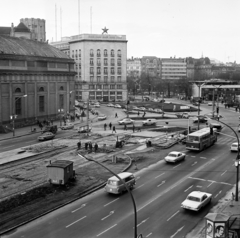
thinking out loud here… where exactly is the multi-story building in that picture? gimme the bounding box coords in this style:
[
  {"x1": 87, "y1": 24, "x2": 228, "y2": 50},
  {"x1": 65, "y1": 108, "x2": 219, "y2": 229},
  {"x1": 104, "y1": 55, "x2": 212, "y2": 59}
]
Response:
[
  {"x1": 0, "y1": 35, "x2": 75, "y2": 131},
  {"x1": 51, "y1": 33, "x2": 128, "y2": 102},
  {"x1": 0, "y1": 18, "x2": 46, "y2": 42},
  {"x1": 161, "y1": 57, "x2": 187, "y2": 80},
  {"x1": 141, "y1": 56, "x2": 161, "y2": 77},
  {"x1": 127, "y1": 57, "x2": 141, "y2": 77}
]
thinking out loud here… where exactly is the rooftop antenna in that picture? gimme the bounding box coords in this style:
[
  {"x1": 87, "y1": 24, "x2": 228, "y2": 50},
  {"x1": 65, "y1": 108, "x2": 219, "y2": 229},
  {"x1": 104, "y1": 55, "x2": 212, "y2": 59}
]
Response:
[
  {"x1": 78, "y1": 0, "x2": 80, "y2": 34},
  {"x1": 55, "y1": 4, "x2": 57, "y2": 41},
  {"x1": 90, "y1": 6, "x2": 92, "y2": 33}
]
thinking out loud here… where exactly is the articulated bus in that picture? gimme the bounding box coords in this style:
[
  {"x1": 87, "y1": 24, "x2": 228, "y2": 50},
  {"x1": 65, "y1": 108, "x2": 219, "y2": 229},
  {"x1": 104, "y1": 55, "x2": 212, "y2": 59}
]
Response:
[{"x1": 186, "y1": 127, "x2": 217, "y2": 151}]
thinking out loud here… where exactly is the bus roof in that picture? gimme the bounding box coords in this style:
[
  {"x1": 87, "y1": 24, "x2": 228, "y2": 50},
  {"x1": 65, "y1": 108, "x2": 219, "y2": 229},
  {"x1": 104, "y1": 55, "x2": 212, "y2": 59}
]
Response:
[
  {"x1": 108, "y1": 172, "x2": 133, "y2": 181},
  {"x1": 188, "y1": 127, "x2": 211, "y2": 137}
]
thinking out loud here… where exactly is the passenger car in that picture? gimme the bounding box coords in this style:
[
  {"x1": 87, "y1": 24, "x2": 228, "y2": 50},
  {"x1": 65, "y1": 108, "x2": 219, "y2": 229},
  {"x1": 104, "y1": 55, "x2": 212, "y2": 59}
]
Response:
[
  {"x1": 230, "y1": 142, "x2": 240, "y2": 152},
  {"x1": 142, "y1": 119, "x2": 157, "y2": 126},
  {"x1": 118, "y1": 118, "x2": 134, "y2": 125},
  {"x1": 208, "y1": 102, "x2": 213, "y2": 106},
  {"x1": 114, "y1": 104, "x2": 122, "y2": 108},
  {"x1": 78, "y1": 126, "x2": 92, "y2": 133},
  {"x1": 107, "y1": 103, "x2": 114, "y2": 107},
  {"x1": 94, "y1": 103, "x2": 100, "y2": 108},
  {"x1": 154, "y1": 108, "x2": 162, "y2": 113},
  {"x1": 148, "y1": 108, "x2": 154, "y2": 112},
  {"x1": 205, "y1": 113, "x2": 223, "y2": 119},
  {"x1": 164, "y1": 151, "x2": 185, "y2": 163},
  {"x1": 42, "y1": 125, "x2": 58, "y2": 134},
  {"x1": 60, "y1": 123, "x2": 74, "y2": 130},
  {"x1": 181, "y1": 191, "x2": 212, "y2": 211},
  {"x1": 38, "y1": 132, "x2": 55, "y2": 141},
  {"x1": 139, "y1": 107, "x2": 146, "y2": 111},
  {"x1": 98, "y1": 114, "x2": 107, "y2": 121},
  {"x1": 192, "y1": 116, "x2": 208, "y2": 123}
]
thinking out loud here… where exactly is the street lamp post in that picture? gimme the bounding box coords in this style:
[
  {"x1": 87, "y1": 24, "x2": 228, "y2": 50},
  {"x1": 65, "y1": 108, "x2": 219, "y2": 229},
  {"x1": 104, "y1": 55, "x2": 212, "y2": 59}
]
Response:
[
  {"x1": 58, "y1": 109, "x2": 64, "y2": 126},
  {"x1": 69, "y1": 90, "x2": 75, "y2": 121},
  {"x1": 78, "y1": 153, "x2": 141, "y2": 238},
  {"x1": 10, "y1": 94, "x2": 27, "y2": 136},
  {"x1": 196, "y1": 82, "x2": 207, "y2": 130}
]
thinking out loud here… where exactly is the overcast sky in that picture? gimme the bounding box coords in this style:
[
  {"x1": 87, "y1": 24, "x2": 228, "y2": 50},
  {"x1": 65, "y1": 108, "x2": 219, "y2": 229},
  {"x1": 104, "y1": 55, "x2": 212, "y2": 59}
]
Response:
[{"x1": 2, "y1": 0, "x2": 240, "y2": 63}]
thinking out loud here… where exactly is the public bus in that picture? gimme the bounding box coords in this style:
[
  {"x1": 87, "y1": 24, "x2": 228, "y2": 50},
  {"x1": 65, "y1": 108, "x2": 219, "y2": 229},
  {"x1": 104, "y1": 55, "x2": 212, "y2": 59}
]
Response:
[{"x1": 186, "y1": 127, "x2": 217, "y2": 151}]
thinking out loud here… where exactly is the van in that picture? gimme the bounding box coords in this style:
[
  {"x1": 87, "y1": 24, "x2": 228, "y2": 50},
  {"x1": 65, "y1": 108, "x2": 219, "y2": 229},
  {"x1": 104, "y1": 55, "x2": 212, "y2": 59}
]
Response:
[
  {"x1": 105, "y1": 172, "x2": 136, "y2": 194},
  {"x1": 210, "y1": 123, "x2": 222, "y2": 133},
  {"x1": 43, "y1": 125, "x2": 58, "y2": 134}
]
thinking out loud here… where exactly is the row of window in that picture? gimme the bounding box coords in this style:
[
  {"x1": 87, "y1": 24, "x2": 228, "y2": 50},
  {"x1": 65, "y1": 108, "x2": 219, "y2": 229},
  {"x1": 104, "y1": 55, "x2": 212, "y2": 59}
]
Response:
[
  {"x1": 89, "y1": 76, "x2": 122, "y2": 82},
  {"x1": 71, "y1": 49, "x2": 122, "y2": 59},
  {"x1": 88, "y1": 84, "x2": 123, "y2": 89},
  {"x1": 90, "y1": 67, "x2": 122, "y2": 75},
  {"x1": 90, "y1": 58, "x2": 121, "y2": 66}
]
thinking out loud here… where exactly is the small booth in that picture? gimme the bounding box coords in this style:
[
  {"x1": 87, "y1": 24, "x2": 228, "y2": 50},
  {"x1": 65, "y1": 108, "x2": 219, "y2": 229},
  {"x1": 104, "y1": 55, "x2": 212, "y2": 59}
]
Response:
[{"x1": 47, "y1": 160, "x2": 75, "y2": 185}]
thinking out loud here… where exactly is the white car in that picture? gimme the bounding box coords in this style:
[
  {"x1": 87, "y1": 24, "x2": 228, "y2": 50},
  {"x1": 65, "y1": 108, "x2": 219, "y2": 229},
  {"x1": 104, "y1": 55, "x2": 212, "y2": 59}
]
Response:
[
  {"x1": 154, "y1": 108, "x2": 162, "y2": 113},
  {"x1": 132, "y1": 106, "x2": 140, "y2": 110},
  {"x1": 181, "y1": 191, "x2": 212, "y2": 211},
  {"x1": 94, "y1": 103, "x2": 100, "y2": 108},
  {"x1": 148, "y1": 108, "x2": 154, "y2": 112},
  {"x1": 98, "y1": 114, "x2": 107, "y2": 121},
  {"x1": 114, "y1": 104, "x2": 122, "y2": 108},
  {"x1": 118, "y1": 118, "x2": 134, "y2": 125},
  {"x1": 164, "y1": 151, "x2": 185, "y2": 163},
  {"x1": 142, "y1": 119, "x2": 157, "y2": 126},
  {"x1": 139, "y1": 107, "x2": 146, "y2": 111},
  {"x1": 107, "y1": 103, "x2": 114, "y2": 107},
  {"x1": 230, "y1": 142, "x2": 240, "y2": 152},
  {"x1": 208, "y1": 102, "x2": 213, "y2": 106},
  {"x1": 60, "y1": 123, "x2": 74, "y2": 130}
]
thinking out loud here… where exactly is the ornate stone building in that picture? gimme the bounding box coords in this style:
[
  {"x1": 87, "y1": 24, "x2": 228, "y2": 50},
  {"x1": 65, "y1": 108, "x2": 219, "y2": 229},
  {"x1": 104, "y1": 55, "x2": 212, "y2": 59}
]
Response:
[{"x1": 0, "y1": 35, "x2": 75, "y2": 130}]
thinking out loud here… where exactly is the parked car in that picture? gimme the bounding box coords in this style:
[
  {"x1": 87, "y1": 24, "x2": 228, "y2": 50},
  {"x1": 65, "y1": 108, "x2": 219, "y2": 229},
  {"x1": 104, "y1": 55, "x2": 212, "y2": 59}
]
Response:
[
  {"x1": 114, "y1": 104, "x2": 122, "y2": 108},
  {"x1": 94, "y1": 103, "x2": 100, "y2": 108},
  {"x1": 98, "y1": 114, "x2": 107, "y2": 121},
  {"x1": 42, "y1": 125, "x2": 58, "y2": 134},
  {"x1": 205, "y1": 113, "x2": 223, "y2": 119},
  {"x1": 142, "y1": 119, "x2": 157, "y2": 126},
  {"x1": 148, "y1": 108, "x2": 154, "y2": 112},
  {"x1": 208, "y1": 102, "x2": 213, "y2": 106},
  {"x1": 164, "y1": 151, "x2": 185, "y2": 163},
  {"x1": 192, "y1": 116, "x2": 208, "y2": 123},
  {"x1": 181, "y1": 191, "x2": 212, "y2": 211},
  {"x1": 38, "y1": 132, "x2": 55, "y2": 141},
  {"x1": 60, "y1": 123, "x2": 74, "y2": 130},
  {"x1": 118, "y1": 118, "x2": 134, "y2": 125},
  {"x1": 230, "y1": 142, "x2": 240, "y2": 152},
  {"x1": 78, "y1": 126, "x2": 92, "y2": 133},
  {"x1": 107, "y1": 103, "x2": 114, "y2": 107},
  {"x1": 154, "y1": 108, "x2": 162, "y2": 113},
  {"x1": 132, "y1": 106, "x2": 139, "y2": 110},
  {"x1": 139, "y1": 107, "x2": 146, "y2": 111}
]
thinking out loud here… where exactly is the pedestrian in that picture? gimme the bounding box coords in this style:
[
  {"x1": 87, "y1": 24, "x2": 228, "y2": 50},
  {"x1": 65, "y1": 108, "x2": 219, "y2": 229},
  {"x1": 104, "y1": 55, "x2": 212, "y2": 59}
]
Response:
[
  {"x1": 132, "y1": 124, "x2": 135, "y2": 133},
  {"x1": 89, "y1": 142, "x2": 93, "y2": 152},
  {"x1": 51, "y1": 119, "x2": 53, "y2": 125},
  {"x1": 112, "y1": 125, "x2": 116, "y2": 133},
  {"x1": 104, "y1": 123, "x2": 107, "y2": 131},
  {"x1": 39, "y1": 122, "x2": 43, "y2": 131},
  {"x1": 109, "y1": 122, "x2": 112, "y2": 130},
  {"x1": 217, "y1": 114, "x2": 220, "y2": 121},
  {"x1": 85, "y1": 142, "x2": 88, "y2": 150},
  {"x1": 138, "y1": 111, "x2": 140, "y2": 116},
  {"x1": 77, "y1": 141, "x2": 81, "y2": 150},
  {"x1": 115, "y1": 112, "x2": 118, "y2": 118},
  {"x1": 94, "y1": 143, "x2": 98, "y2": 152},
  {"x1": 124, "y1": 124, "x2": 127, "y2": 130}
]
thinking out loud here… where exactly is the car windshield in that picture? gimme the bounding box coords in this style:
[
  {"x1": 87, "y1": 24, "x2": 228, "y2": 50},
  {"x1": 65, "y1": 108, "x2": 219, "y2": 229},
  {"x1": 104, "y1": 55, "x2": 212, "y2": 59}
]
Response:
[
  {"x1": 168, "y1": 154, "x2": 177, "y2": 157},
  {"x1": 187, "y1": 136, "x2": 199, "y2": 142},
  {"x1": 187, "y1": 196, "x2": 200, "y2": 202}
]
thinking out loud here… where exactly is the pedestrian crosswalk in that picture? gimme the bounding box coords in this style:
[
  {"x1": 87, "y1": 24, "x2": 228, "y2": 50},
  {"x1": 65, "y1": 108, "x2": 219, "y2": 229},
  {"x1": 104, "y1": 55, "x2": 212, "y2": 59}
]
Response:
[{"x1": 216, "y1": 135, "x2": 237, "y2": 144}]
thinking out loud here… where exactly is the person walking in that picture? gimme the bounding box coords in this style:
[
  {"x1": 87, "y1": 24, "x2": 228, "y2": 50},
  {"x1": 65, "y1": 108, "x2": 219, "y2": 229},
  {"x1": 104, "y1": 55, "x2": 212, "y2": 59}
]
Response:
[
  {"x1": 132, "y1": 124, "x2": 135, "y2": 133},
  {"x1": 138, "y1": 111, "x2": 140, "y2": 116},
  {"x1": 104, "y1": 123, "x2": 107, "y2": 131},
  {"x1": 85, "y1": 142, "x2": 88, "y2": 150},
  {"x1": 94, "y1": 143, "x2": 98, "y2": 152},
  {"x1": 89, "y1": 142, "x2": 93, "y2": 152},
  {"x1": 115, "y1": 112, "x2": 118, "y2": 118},
  {"x1": 112, "y1": 125, "x2": 116, "y2": 133},
  {"x1": 77, "y1": 141, "x2": 81, "y2": 150},
  {"x1": 109, "y1": 122, "x2": 112, "y2": 130},
  {"x1": 124, "y1": 124, "x2": 127, "y2": 130}
]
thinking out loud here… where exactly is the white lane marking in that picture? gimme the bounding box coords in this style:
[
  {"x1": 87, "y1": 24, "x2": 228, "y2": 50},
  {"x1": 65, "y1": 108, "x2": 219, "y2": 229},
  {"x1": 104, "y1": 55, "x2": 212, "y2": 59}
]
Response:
[
  {"x1": 137, "y1": 217, "x2": 149, "y2": 227},
  {"x1": 220, "y1": 182, "x2": 233, "y2": 186},
  {"x1": 214, "y1": 190, "x2": 222, "y2": 198},
  {"x1": 157, "y1": 181, "x2": 166, "y2": 187},
  {"x1": 155, "y1": 173, "x2": 165, "y2": 179},
  {"x1": 207, "y1": 181, "x2": 214, "y2": 187},
  {"x1": 196, "y1": 185, "x2": 202, "y2": 188},
  {"x1": 135, "y1": 184, "x2": 145, "y2": 190},
  {"x1": 66, "y1": 216, "x2": 86, "y2": 228},
  {"x1": 3, "y1": 145, "x2": 15, "y2": 148},
  {"x1": 184, "y1": 185, "x2": 193, "y2": 192},
  {"x1": 170, "y1": 226, "x2": 184, "y2": 238},
  {"x1": 72, "y1": 203, "x2": 87, "y2": 213},
  {"x1": 200, "y1": 157, "x2": 207, "y2": 159},
  {"x1": 101, "y1": 210, "x2": 114, "y2": 221},
  {"x1": 104, "y1": 198, "x2": 119, "y2": 207},
  {"x1": 96, "y1": 224, "x2": 117, "y2": 237},
  {"x1": 221, "y1": 170, "x2": 227, "y2": 176},
  {"x1": 136, "y1": 176, "x2": 140, "y2": 181},
  {"x1": 173, "y1": 164, "x2": 181, "y2": 169},
  {"x1": 146, "y1": 233, "x2": 152, "y2": 237},
  {"x1": 191, "y1": 162, "x2": 197, "y2": 166},
  {"x1": 189, "y1": 177, "x2": 206, "y2": 181},
  {"x1": 191, "y1": 156, "x2": 195, "y2": 158},
  {"x1": 167, "y1": 210, "x2": 179, "y2": 221}
]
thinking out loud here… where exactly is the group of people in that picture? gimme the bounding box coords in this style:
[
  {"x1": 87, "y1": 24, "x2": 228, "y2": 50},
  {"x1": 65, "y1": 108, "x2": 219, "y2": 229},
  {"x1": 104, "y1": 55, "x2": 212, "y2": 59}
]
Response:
[
  {"x1": 104, "y1": 122, "x2": 116, "y2": 133},
  {"x1": 37, "y1": 119, "x2": 54, "y2": 130},
  {"x1": 77, "y1": 141, "x2": 99, "y2": 152}
]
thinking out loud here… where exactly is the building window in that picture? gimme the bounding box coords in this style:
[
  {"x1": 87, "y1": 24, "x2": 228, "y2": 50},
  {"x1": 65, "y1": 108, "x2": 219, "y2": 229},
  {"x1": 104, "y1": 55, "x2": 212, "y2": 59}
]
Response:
[
  {"x1": 90, "y1": 58, "x2": 94, "y2": 66},
  {"x1": 97, "y1": 76, "x2": 101, "y2": 82},
  {"x1": 111, "y1": 49, "x2": 114, "y2": 57},
  {"x1": 104, "y1": 76, "x2": 108, "y2": 82},
  {"x1": 89, "y1": 84, "x2": 95, "y2": 89},
  {"x1": 104, "y1": 49, "x2": 108, "y2": 57},
  {"x1": 97, "y1": 58, "x2": 101, "y2": 66},
  {"x1": 79, "y1": 49, "x2": 81, "y2": 57},
  {"x1": 117, "y1": 76, "x2": 121, "y2": 82},
  {"x1": 117, "y1": 84, "x2": 122, "y2": 89},
  {"x1": 15, "y1": 88, "x2": 21, "y2": 93},
  {"x1": 90, "y1": 49, "x2": 94, "y2": 57},
  {"x1": 39, "y1": 87, "x2": 44, "y2": 92},
  {"x1": 111, "y1": 58, "x2": 115, "y2": 66},
  {"x1": 39, "y1": 95, "x2": 45, "y2": 112},
  {"x1": 117, "y1": 50, "x2": 121, "y2": 57},
  {"x1": 117, "y1": 68, "x2": 121, "y2": 75},
  {"x1": 104, "y1": 67, "x2": 108, "y2": 75},
  {"x1": 97, "y1": 84, "x2": 102, "y2": 89},
  {"x1": 111, "y1": 76, "x2": 115, "y2": 82},
  {"x1": 111, "y1": 67, "x2": 115, "y2": 74},
  {"x1": 59, "y1": 94, "x2": 64, "y2": 109},
  {"x1": 90, "y1": 76, "x2": 94, "y2": 82},
  {"x1": 72, "y1": 50, "x2": 74, "y2": 58},
  {"x1": 97, "y1": 49, "x2": 101, "y2": 57},
  {"x1": 75, "y1": 50, "x2": 78, "y2": 59},
  {"x1": 117, "y1": 58, "x2": 121, "y2": 66},
  {"x1": 104, "y1": 58, "x2": 108, "y2": 66},
  {"x1": 97, "y1": 67, "x2": 101, "y2": 74},
  {"x1": 103, "y1": 84, "x2": 108, "y2": 89},
  {"x1": 110, "y1": 84, "x2": 115, "y2": 89},
  {"x1": 60, "y1": 86, "x2": 64, "y2": 91},
  {"x1": 90, "y1": 67, "x2": 94, "y2": 74},
  {"x1": 15, "y1": 97, "x2": 22, "y2": 115}
]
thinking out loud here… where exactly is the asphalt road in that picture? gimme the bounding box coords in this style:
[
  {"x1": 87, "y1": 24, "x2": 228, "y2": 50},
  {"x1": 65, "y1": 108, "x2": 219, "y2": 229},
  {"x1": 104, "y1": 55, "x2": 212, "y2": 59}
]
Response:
[{"x1": 2, "y1": 99, "x2": 240, "y2": 238}]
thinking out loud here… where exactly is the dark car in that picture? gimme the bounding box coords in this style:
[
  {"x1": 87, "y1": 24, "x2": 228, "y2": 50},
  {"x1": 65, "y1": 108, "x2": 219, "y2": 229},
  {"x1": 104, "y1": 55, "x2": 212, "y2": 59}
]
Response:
[
  {"x1": 42, "y1": 125, "x2": 58, "y2": 134},
  {"x1": 192, "y1": 116, "x2": 208, "y2": 123}
]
